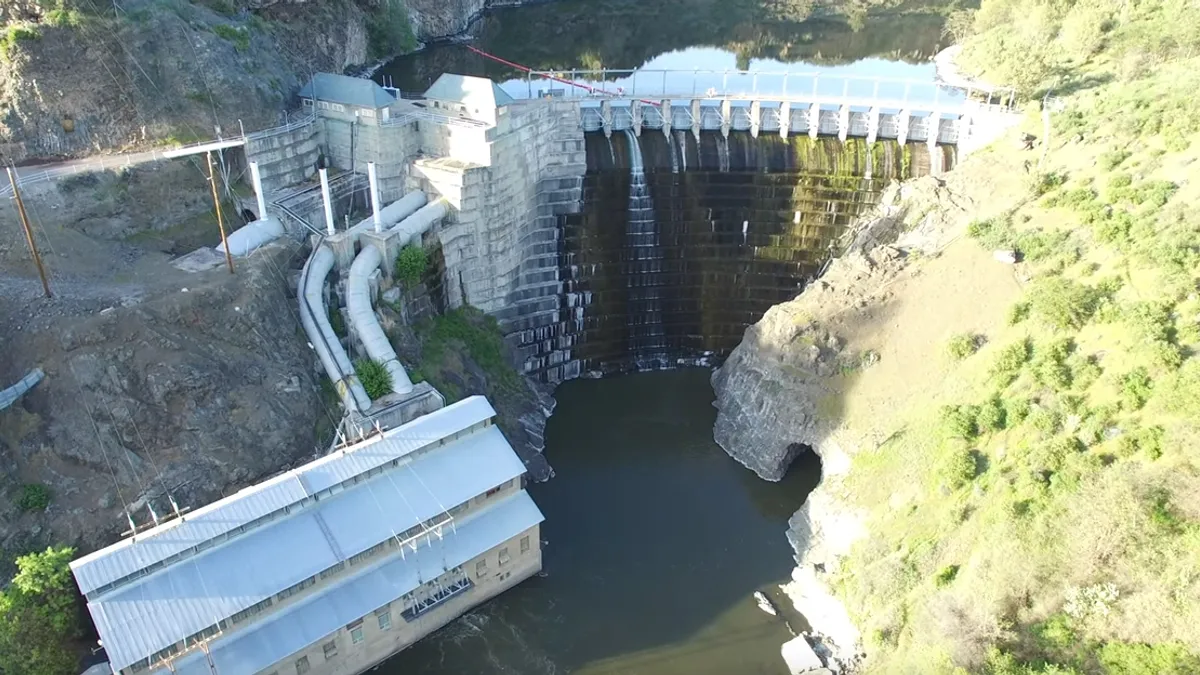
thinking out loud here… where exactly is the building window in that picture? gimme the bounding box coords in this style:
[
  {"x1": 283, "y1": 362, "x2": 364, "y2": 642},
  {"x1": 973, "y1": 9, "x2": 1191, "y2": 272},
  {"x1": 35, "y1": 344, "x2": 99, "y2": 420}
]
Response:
[
  {"x1": 348, "y1": 619, "x2": 364, "y2": 644},
  {"x1": 476, "y1": 560, "x2": 487, "y2": 577},
  {"x1": 377, "y1": 609, "x2": 392, "y2": 631},
  {"x1": 319, "y1": 561, "x2": 346, "y2": 580},
  {"x1": 520, "y1": 536, "x2": 530, "y2": 554},
  {"x1": 295, "y1": 656, "x2": 310, "y2": 675},
  {"x1": 323, "y1": 640, "x2": 338, "y2": 659},
  {"x1": 485, "y1": 485, "x2": 501, "y2": 498},
  {"x1": 499, "y1": 547, "x2": 510, "y2": 566}
]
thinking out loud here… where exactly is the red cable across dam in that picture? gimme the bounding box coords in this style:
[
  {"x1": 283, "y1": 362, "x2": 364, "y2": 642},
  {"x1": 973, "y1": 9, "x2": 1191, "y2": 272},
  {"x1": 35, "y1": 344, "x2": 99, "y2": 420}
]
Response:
[{"x1": 465, "y1": 45, "x2": 662, "y2": 106}]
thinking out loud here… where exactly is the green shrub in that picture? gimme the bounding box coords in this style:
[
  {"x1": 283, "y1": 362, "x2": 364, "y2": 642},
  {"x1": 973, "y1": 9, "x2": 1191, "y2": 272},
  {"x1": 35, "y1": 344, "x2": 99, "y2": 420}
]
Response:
[
  {"x1": 1132, "y1": 180, "x2": 1179, "y2": 208},
  {"x1": 1028, "y1": 407, "x2": 1063, "y2": 436},
  {"x1": 354, "y1": 359, "x2": 393, "y2": 399},
  {"x1": 367, "y1": 0, "x2": 417, "y2": 59},
  {"x1": 1067, "y1": 353, "x2": 1103, "y2": 390},
  {"x1": 940, "y1": 446, "x2": 978, "y2": 488},
  {"x1": 1007, "y1": 301, "x2": 1032, "y2": 325},
  {"x1": 423, "y1": 307, "x2": 521, "y2": 390},
  {"x1": 394, "y1": 245, "x2": 428, "y2": 288},
  {"x1": 1107, "y1": 172, "x2": 1133, "y2": 191},
  {"x1": 1148, "y1": 340, "x2": 1184, "y2": 371},
  {"x1": 1016, "y1": 229, "x2": 1070, "y2": 264},
  {"x1": 0, "y1": 24, "x2": 41, "y2": 62},
  {"x1": 1031, "y1": 171, "x2": 1067, "y2": 196},
  {"x1": 16, "y1": 484, "x2": 51, "y2": 512},
  {"x1": 1119, "y1": 367, "x2": 1154, "y2": 410},
  {"x1": 1098, "y1": 641, "x2": 1200, "y2": 675},
  {"x1": 934, "y1": 564, "x2": 960, "y2": 587},
  {"x1": 1124, "y1": 301, "x2": 1175, "y2": 344},
  {"x1": 967, "y1": 215, "x2": 1016, "y2": 250},
  {"x1": 212, "y1": 24, "x2": 250, "y2": 52},
  {"x1": 1004, "y1": 397, "x2": 1032, "y2": 425},
  {"x1": 1029, "y1": 436, "x2": 1083, "y2": 474},
  {"x1": 1098, "y1": 149, "x2": 1131, "y2": 170},
  {"x1": 977, "y1": 395, "x2": 1007, "y2": 432},
  {"x1": 0, "y1": 546, "x2": 82, "y2": 675},
  {"x1": 1033, "y1": 338, "x2": 1075, "y2": 390},
  {"x1": 991, "y1": 338, "x2": 1033, "y2": 384},
  {"x1": 1028, "y1": 278, "x2": 1102, "y2": 331},
  {"x1": 939, "y1": 405, "x2": 979, "y2": 439},
  {"x1": 945, "y1": 333, "x2": 982, "y2": 361}
]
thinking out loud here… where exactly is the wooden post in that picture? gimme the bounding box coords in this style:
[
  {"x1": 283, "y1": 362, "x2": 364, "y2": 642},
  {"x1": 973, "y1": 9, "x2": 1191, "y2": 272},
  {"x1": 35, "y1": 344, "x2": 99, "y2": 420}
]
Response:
[
  {"x1": 206, "y1": 151, "x2": 234, "y2": 274},
  {"x1": 6, "y1": 167, "x2": 51, "y2": 298}
]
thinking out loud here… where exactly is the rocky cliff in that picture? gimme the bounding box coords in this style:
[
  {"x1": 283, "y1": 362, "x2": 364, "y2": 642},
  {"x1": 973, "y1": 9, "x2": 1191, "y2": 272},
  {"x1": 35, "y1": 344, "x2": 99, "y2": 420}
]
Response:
[{"x1": 712, "y1": 152, "x2": 1031, "y2": 668}]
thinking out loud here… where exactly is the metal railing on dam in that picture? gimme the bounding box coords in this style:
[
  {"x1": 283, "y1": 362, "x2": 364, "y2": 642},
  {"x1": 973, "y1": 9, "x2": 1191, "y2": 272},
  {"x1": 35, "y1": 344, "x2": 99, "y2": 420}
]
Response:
[{"x1": 504, "y1": 69, "x2": 1018, "y2": 147}]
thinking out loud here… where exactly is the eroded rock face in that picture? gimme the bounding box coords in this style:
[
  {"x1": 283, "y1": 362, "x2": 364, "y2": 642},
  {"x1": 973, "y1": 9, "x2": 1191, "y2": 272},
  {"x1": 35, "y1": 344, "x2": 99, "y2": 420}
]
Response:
[{"x1": 711, "y1": 303, "x2": 839, "y2": 481}]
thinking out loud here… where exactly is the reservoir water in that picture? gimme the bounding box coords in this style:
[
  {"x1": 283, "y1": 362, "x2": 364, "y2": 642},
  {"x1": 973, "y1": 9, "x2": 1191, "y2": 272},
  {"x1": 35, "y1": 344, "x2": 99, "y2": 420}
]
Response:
[
  {"x1": 374, "y1": 1, "x2": 952, "y2": 670},
  {"x1": 381, "y1": 370, "x2": 821, "y2": 674}
]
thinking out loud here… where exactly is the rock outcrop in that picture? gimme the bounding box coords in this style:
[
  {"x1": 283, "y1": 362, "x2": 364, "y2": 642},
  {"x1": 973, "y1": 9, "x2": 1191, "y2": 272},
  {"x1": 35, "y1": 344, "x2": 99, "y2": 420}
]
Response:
[{"x1": 0, "y1": 243, "x2": 328, "y2": 558}]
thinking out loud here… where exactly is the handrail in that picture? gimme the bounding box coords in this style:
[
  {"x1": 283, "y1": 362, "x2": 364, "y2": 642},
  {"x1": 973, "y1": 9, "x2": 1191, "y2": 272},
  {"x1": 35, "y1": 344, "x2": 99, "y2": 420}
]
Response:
[{"x1": 381, "y1": 109, "x2": 492, "y2": 129}]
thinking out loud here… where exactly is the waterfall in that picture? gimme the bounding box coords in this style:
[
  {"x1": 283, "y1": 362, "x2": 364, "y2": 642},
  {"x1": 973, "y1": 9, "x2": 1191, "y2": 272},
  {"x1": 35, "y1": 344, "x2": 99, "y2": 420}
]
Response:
[
  {"x1": 607, "y1": 135, "x2": 617, "y2": 166},
  {"x1": 668, "y1": 133, "x2": 679, "y2": 174},
  {"x1": 718, "y1": 135, "x2": 731, "y2": 172},
  {"x1": 623, "y1": 129, "x2": 666, "y2": 368},
  {"x1": 676, "y1": 130, "x2": 689, "y2": 171}
]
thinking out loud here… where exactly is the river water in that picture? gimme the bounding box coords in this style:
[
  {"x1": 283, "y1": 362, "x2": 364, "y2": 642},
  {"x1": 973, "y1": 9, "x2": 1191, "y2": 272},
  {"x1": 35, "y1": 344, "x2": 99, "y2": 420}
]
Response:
[
  {"x1": 381, "y1": 370, "x2": 821, "y2": 674},
  {"x1": 374, "y1": 3, "x2": 950, "y2": 672}
]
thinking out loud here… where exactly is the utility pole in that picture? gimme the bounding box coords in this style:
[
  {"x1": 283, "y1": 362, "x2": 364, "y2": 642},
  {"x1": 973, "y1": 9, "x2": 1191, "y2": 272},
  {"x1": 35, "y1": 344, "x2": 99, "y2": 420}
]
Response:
[
  {"x1": 6, "y1": 167, "x2": 51, "y2": 297},
  {"x1": 206, "y1": 151, "x2": 235, "y2": 274}
]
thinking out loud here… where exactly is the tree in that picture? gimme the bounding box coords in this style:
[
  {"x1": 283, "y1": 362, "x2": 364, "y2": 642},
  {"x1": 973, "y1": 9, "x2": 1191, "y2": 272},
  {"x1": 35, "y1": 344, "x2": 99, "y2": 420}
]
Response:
[{"x1": 0, "y1": 546, "x2": 81, "y2": 675}]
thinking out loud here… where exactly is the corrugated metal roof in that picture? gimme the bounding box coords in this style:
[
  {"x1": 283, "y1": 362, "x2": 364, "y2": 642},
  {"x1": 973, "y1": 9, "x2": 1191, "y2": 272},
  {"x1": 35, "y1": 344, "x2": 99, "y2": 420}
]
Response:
[
  {"x1": 424, "y1": 73, "x2": 516, "y2": 108},
  {"x1": 71, "y1": 476, "x2": 309, "y2": 596},
  {"x1": 71, "y1": 397, "x2": 496, "y2": 597},
  {"x1": 160, "y1": 491, "x2": 543, "y2": 675},
  {"x1": 299, "y1": 396, "x2": 496, "y2": 494},
  {"x1": 91, "y1": 513, "x2": 340, "y2": 671},
  {"x1": 86, "y1": 399, "x2": 515, "y2": 672},
  {"x1": 320, "y1": 426, "x2": 526, "y2": 557},
  {"x1": 298, "y1": 73, "x2": 396, "y2": 109}
]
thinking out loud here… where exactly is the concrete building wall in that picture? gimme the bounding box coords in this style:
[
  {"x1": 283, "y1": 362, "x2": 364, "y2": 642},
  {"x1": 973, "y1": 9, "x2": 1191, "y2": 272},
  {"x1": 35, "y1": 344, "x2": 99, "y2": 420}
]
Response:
[
  {"x1": 245, "y1": 120, "x2": 321, "y2": 196},
  {"x1": 323, "y1": 119, "x2": 420, "y2": 205},
  {"x1": 258, "y1": 522, "x2": 542, "y2": 675}
]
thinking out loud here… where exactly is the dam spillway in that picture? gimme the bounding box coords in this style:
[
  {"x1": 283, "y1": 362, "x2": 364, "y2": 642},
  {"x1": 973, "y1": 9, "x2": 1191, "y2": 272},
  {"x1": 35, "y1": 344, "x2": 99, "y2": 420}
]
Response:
[{"x1": 512, "y1": 131, "x2": 952, "y2": 380}]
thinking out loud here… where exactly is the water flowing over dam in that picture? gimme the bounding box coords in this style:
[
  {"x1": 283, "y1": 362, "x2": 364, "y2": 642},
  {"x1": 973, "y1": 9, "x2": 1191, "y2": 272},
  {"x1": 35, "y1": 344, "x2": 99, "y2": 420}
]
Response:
[{"x1": 519, "y1": 131, "x2": 951, "y2": 379}]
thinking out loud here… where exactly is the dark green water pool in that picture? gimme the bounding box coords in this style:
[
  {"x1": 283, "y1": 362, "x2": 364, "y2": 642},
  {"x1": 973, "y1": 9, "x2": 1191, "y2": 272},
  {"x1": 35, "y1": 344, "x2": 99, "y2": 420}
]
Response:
[{"x1": 380, "y1": 370, "x2": 821, "y2": 674}]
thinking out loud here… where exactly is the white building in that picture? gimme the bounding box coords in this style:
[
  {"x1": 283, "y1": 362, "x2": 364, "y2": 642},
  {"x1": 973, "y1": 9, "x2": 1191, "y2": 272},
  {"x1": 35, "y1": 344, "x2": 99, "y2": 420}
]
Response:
[{"x1": 70, "y1": 396, "x2": 544, "y2": 675}]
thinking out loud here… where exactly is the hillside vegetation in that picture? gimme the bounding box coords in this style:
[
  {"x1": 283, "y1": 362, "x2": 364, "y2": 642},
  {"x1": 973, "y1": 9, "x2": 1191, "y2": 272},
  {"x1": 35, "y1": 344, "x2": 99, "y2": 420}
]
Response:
[{"x1": 827, "y1": 1, "x2": 1200, "y2": 673}]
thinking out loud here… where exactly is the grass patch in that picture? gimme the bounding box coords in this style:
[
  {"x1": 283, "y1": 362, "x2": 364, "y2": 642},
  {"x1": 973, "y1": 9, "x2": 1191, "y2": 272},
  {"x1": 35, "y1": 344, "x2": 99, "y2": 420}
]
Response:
[
  {"x1": 212, "y1": 23, "x2": 250, "y2": 52},
  {"x1": 0, "y1": 24, "x2": 40, "y2": 62},
  {"x1": 353, "y1": 359, "x2": 392, "y2": 399}
]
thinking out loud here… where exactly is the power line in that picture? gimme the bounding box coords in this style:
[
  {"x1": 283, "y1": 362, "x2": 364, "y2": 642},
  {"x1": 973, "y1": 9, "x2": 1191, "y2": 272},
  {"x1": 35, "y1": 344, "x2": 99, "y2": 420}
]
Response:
[{"x1": 67, "y1": 361, "x2": 136, "y2": 532}]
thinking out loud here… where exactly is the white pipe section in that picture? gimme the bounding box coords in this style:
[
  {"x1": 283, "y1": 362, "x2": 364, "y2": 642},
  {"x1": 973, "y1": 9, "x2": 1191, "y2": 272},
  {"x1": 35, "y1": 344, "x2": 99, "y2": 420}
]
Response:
[
  {"x1": 0, "y1": 368, "x2": 43, "y2": 411},
  {"x1": 344, "y1": 198, "x2": 449, "y2": 399},
  {"x1": 352, "y1": 190, "x2": 426, "y2": 233},
  {"x1": 300, "y1": 247, "x2": 371, "y2": 412},
  {"x1": 249, "y1": 162, "x2": 268, "y2": 220},
  {"x1": 347, "y1": 246, "x2": 414, "y2": 395},
  {"x1": 216, "y1": 217, "x2": 285, "y2": 256},
  {"x1": 368, "y1": 162, "x2": 383, "y2": 232},
  {"x1": 389, "y1": 199, "x2": 448, "y2": 246},
  {"x1": 319, "y1": 168, "x2": 335, "y2": 235}
]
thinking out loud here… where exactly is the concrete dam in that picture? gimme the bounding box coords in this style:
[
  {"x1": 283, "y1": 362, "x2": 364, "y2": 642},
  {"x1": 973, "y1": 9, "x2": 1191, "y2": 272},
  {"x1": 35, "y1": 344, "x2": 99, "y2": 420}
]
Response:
[
  {"x1": 526, "y1": 131, "x2": 943, "y2": 377},
  {"x1": 192, "y1": 69, "x2": 1017, "y2": 403}
]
